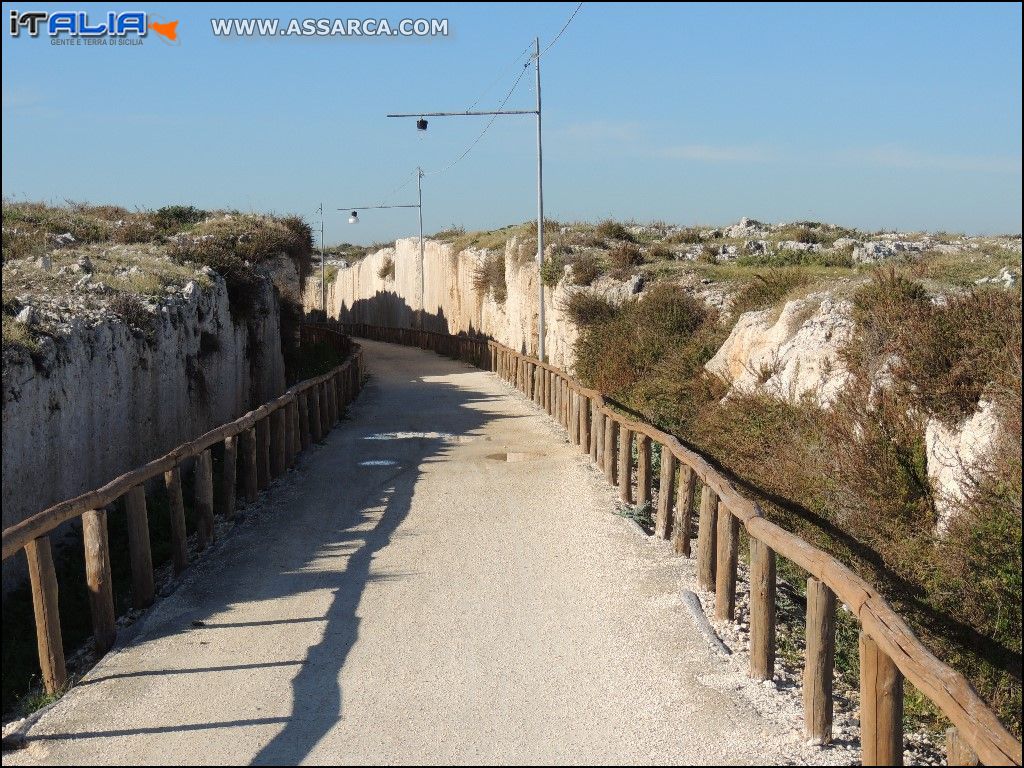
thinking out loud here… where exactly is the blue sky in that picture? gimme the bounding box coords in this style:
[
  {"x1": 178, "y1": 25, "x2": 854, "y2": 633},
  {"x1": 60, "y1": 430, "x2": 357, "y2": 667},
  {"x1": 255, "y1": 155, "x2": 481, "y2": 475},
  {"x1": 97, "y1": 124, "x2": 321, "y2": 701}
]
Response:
[{"x1": 2, "y1": 2, "x2": 1021, "y2": 244}]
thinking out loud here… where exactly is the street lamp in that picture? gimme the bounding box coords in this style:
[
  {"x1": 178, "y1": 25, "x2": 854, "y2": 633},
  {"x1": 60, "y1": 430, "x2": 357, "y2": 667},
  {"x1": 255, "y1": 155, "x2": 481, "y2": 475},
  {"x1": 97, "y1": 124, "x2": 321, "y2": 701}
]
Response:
[
  {"x1": 387, "y1": 37, "x2": 547, "y2": 361},
  {"x1": 338, "y1": 167, "x2": 426, "y2": 328}
]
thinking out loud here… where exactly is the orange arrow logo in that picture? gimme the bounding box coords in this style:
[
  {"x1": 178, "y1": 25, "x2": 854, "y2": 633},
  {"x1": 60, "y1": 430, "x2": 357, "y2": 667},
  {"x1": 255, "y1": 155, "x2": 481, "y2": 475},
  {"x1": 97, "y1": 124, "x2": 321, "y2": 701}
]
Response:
[{"x1": 149, "y1": 20, "x2": 178, "y2": 41}]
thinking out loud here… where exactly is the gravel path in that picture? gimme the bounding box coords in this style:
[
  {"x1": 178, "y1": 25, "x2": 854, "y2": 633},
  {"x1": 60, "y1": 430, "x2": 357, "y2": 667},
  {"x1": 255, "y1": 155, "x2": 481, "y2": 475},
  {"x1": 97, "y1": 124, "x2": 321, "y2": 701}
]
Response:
[{"x1": 8, "y1": 340, "x2": 823, "y2": 765}]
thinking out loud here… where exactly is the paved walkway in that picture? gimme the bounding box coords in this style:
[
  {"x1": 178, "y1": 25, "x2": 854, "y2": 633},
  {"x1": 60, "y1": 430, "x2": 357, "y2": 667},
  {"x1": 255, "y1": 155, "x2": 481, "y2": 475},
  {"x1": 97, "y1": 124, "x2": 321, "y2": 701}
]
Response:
[{"x1": 9, "y1": 340, "x2": 802, "y2": 765}]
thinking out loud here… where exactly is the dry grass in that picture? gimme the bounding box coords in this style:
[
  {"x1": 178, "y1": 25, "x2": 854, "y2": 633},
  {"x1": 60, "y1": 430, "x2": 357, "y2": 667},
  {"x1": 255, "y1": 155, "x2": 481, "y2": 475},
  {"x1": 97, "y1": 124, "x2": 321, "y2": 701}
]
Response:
[
  {"x1": 377, "y1": 256, "x2": 396, "y2": 281},
  {"x1": 730, "y1": 267, "x2": 816, "y2": 316}
]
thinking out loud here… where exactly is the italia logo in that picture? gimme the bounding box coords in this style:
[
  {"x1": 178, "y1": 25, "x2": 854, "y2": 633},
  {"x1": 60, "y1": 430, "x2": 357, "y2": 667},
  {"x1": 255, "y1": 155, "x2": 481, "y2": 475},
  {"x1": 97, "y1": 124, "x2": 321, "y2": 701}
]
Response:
[{"x1": 8, "y1": 10, "x2": 179, "y2": 43}]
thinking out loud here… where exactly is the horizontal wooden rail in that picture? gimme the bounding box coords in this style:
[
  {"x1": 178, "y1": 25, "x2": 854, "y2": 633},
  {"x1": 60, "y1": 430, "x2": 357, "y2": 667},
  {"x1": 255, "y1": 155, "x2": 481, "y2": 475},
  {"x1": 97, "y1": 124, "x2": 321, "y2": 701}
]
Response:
[
  {"x1": 3, "y1": 324, "x2": 364, "y2": 701},
  {"x1": 344, "y1": 322, "x2": 1021, "y2": 768}
]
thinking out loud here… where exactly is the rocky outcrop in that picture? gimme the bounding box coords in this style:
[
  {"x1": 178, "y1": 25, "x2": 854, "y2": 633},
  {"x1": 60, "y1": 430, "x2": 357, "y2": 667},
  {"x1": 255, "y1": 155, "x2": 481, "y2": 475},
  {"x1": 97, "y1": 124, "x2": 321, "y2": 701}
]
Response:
[
  {"x1": 704, "y1": 294, "x2": 854, "y2": 406},
  {"x1": 925, "y1": 401, "x2": 1002, "y2": 534}
]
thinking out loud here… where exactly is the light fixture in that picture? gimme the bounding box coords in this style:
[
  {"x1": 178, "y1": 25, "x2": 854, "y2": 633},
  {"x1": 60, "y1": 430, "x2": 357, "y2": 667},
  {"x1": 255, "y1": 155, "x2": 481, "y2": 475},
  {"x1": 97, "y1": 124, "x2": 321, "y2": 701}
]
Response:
[
  {"x1": 416, "y1": 118, "x2": 428, "y2": 131},
  {"x1": 348, "y1": 211, "x2": 359, "y2": 224}
]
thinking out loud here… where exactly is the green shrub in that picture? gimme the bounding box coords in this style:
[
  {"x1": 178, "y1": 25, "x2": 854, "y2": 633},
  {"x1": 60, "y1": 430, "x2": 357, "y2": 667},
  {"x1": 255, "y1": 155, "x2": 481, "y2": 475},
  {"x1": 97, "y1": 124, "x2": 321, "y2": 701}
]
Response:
[
  {"x1": 595, "y1": 219, "x2": 636, "y2": 243},
  {"x1": 737, "y1": 248, "x2": 853, "y2": 269},
  {"x1": 846, "y1": 269, "x2": 1022, "y2": 421},
  {"x1": 473, "y1": 250, "x2": 507, "y2": 303},
  {"x1": 608, "y1": 243, "x2": 644, "y2": 271},
  {"x1": 540, "y1": 250, "x2": 565, "y2": 290},
  {"x1": 169, "y1": 238, "x2": 262, "y2": 321},
  {"x1": 377, "y1": 256, "x2": 396, "y2": 281},
  {"x1": 560, "y1": 292, "x2": 617, "y2": 326},
  {"x1": 574, "y1": 283, "x2": 714, "y2": 397},
  {"x1": 189, "y1": 214, "x2": 313, "y2": 281},
  {"x1": 569, "y1": 253, "x2": 602, "y2": 286},
  {"x1": 153, "y1": 205, "x2": 208, "y2": 231}
]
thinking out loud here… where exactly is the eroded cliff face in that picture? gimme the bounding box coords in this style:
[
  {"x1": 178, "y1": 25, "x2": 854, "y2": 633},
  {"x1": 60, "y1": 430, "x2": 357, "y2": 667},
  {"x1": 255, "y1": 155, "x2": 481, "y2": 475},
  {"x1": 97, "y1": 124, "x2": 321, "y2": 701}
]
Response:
[
  {"x1": 705, "y1": 293, "x2": 855, "y2": 407},
  {"x1": 313, "y1": 232, "x2": 1015, "y2": 534},
  {"x1": 1, "y1": 275, "x2": 285, "y2": 541},
  {"x1": 704, "y1": 294, "x2": 1006, "y2": 533},
  {"x1": 314, "y1": 237, "x2": 582, "y2": 369}
]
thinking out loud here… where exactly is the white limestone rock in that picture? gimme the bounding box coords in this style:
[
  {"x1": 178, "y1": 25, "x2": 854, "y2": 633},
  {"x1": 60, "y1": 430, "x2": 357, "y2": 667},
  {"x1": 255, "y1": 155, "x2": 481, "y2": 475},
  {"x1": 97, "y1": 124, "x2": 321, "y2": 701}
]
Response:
[
  {"x1": 925, "y1": 401, "x2": 1001, "y2": 534},
  {"x1": 705, "y1": 293, "x2": 854, "y2": 407}
]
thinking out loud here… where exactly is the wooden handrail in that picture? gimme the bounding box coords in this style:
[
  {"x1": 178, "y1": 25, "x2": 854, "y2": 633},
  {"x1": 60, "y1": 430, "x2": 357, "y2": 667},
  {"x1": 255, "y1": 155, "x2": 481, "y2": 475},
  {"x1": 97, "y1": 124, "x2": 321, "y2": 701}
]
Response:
[
  {"x1": 345, "y1": 323, "x2": 1021, "y2": 767},
  {"x1": 2, "y1": 350, "x2": 356, "y2": 561},
  {"x1": 3, "y1": 324, "x2": 364, "y2": 703}
]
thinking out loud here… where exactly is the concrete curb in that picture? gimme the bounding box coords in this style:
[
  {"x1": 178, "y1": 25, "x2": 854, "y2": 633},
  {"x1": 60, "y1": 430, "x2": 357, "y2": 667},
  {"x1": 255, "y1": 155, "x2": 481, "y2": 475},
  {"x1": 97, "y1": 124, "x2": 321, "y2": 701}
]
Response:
[{"x1": 681, "y1": 589, "x2": 731, "y2": 656}]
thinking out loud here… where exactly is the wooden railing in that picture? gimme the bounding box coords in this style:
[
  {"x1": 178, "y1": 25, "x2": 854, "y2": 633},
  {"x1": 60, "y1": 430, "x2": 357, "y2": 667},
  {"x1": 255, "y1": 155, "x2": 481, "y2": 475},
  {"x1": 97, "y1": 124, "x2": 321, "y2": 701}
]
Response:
[
  {"x1": 1, "y1": 324, "x2": 364, "y2": 698},
  {"x1": 339, "y1": 322, "x2": 489, "y2": 368},
  {"x1": 348, "y1": 323, "x2": 1021, "y2": 767}
]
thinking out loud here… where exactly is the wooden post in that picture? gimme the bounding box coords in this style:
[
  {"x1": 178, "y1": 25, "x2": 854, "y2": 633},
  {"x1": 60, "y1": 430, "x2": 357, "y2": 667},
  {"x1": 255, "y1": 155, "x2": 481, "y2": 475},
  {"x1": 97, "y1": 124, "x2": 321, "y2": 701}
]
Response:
[
  {"x1": 945, "y1": 728, "x2": 979, "y2": 767},
  {"x1": 580, "y1": 396, "x2": 591, "y2": 453},
  {"x1": 283, "y1": 401, "x2": 296, "y2": 467},
  {"x1": 637, "y1": 435, "x2": 652, "y2": 505},
  {"x1": 164, "y1": 465, "x2": 188, "y2": 574},
  {"x1": 194, "y1": 449, "x2": 214, "y2": 546},
  {"x1": 310, "y1": 386, "x2": 323, "y2": 443},
  {"x1": 220, "y1": 435, "x2": 238, "y2": 518},
  {"x1": 604, "y1": 417, "x2": 617, "y2": 485},
  {"x1": 696, "y1": 484, "x2": 719, "y2": 591},
  {"x1": 241, "y1": 427, "x2": 258, "y2": 503},
  {"x1": 322, "y1": 381, "x2": 333, "y2": 434},
  {"x1": 591, "y1": 407, "x2": 602, "y2": 463},
  {"x1": 860, "y1": 632, "x2": 903, "y2": 766},
  {"x1": 334, "y1": 371, "x2": 345, "y2": 418},
  {"x1": 618, "y1": 428, "x2": 634, "y2": 504},
  {"x1": 288, "y1": 400, "x2": 299, "y2": 462},
  {"x1": 82, "y1": 508, "x2": 117, "y2": 655},
  {"x1": 270, "y1": 408, "x2": 286, "y2": 477},
  {"x1": 256, "y1": 417, "x2": 270, "y2": 490},
  {"x1": 749, "y1": 537, "x2": 776, "y2": 681},
  {"x1": 298, "y1": 392, "x2": 311, "y2": 450},
  {"x1": 715, "y1": 501, "x2": 740, "y2": 620},
  {"x1": 673, "y1": 464, "x2": 696, "y2": 556},
  {"x1": 805, "y1": 577, "x2": 836, "y2": 745},
  {"x1": 655, "y1": 447, "x2": 676, "y2": 539},
  {"x1": 25, "y1": 536, "x2": 66, "y2": 694},
  {"x1": 569, "y1": 391, "x2": 579, "y2": 445},
  {"x1": 124, "y1": 485, "x2": 154, "y2": 609}
]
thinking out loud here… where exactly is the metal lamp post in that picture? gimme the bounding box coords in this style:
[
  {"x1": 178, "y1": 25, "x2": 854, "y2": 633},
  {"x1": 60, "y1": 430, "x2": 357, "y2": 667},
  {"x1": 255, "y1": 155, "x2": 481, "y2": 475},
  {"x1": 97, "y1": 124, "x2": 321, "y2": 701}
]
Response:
[
  {"x1": 387, "y1": 37, "x2": 547, "y2": 360},
  {"x1": 338, "y1": 167, "x2": 427, "y2": 328}
]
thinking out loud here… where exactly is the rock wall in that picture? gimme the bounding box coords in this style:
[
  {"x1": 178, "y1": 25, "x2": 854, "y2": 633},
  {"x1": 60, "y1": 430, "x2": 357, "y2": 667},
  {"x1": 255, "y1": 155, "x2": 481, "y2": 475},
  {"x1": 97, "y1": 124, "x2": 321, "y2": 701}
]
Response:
[
  {"x1": 311, "y1": 237, "x2": 581, "y2": 369},
  {"x1": 2, "y1": 275, "x2": 285, "y2": 585}
]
